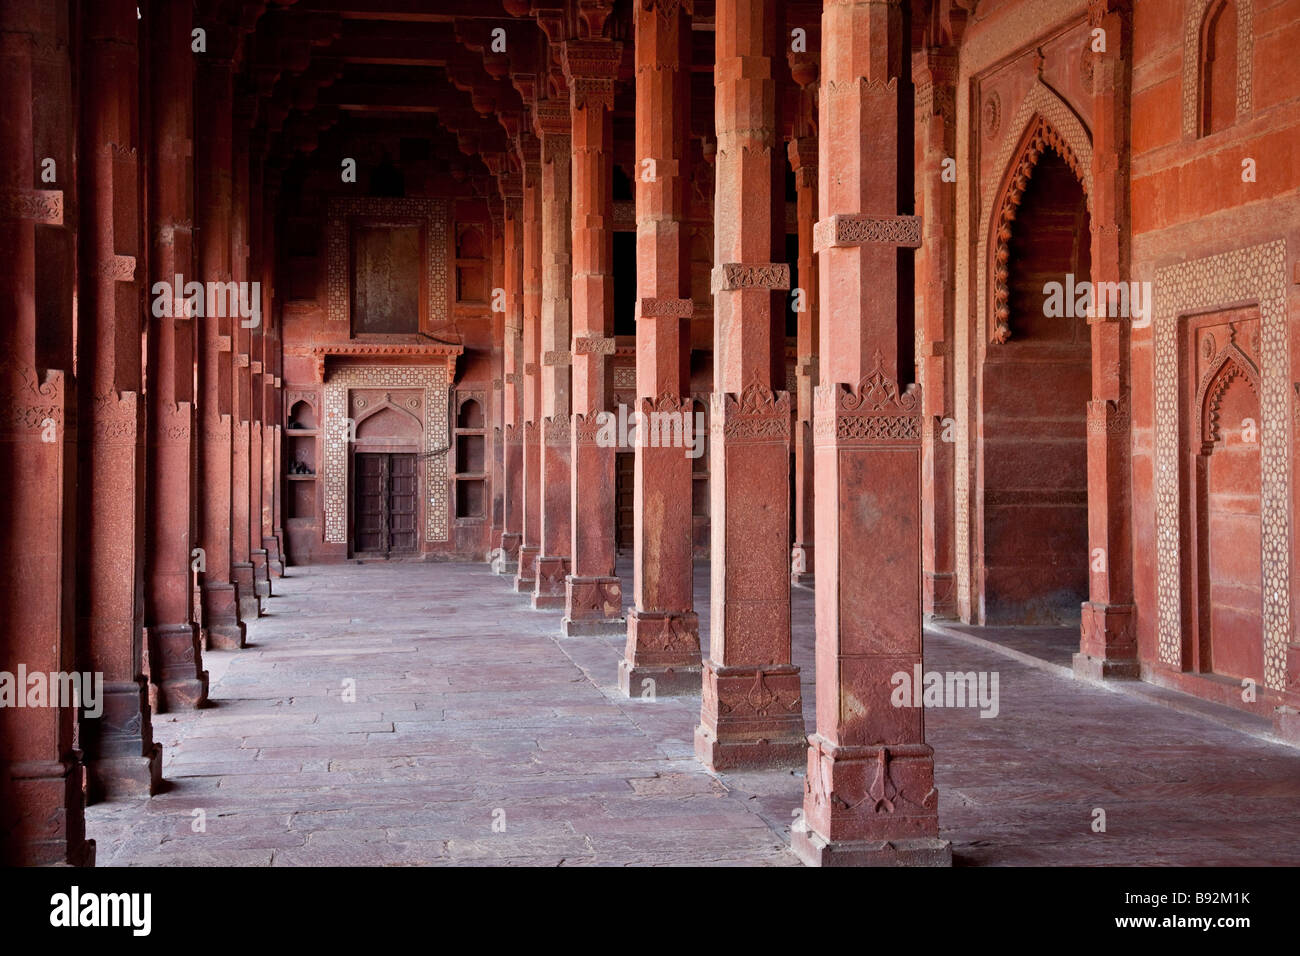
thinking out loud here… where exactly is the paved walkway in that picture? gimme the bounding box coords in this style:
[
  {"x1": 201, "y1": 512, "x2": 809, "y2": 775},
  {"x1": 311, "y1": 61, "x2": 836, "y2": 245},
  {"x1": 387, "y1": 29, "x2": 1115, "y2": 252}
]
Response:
[{"x1": 87, "y1": 560, "x2": 1300, "y2": 866}]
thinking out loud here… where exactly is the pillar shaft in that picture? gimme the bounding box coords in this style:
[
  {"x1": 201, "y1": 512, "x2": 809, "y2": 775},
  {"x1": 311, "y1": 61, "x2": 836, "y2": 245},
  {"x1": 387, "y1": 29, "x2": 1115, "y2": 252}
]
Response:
[
  {"x1": 695, "y1": 0, "x2": 804, "y2": 770},
  {"x1": 1077, "y1": 0, "x2": 1138, "y2": 679},
  {"x1": 914, "y1": 46, "x2": 956, "y2": 619},
  {"x1": 532, "y1": 98, "x2": 573, "y2": 610},
  {"x1": 789, "y1": 130, "x2": 818, "y2": 587},
  {"x1": 793, "y1": 0, "x2": 949, "y2": 866},
  {"x1": 499, "y1": 190, "x2": 525, "y2": 571},
  {"x1": 563, "y1": 40, "x2": 624, "y2": 635},
  {"x1": 0, "y1": 0, "x2": 92, "y2": 865},
  {"x1": 195, "y1": 36, "x2": 245, "y2": 649},
  {"x1": 515, "y1": 135, "x2": 543, "y2": 593},
  {"x1": 76, "y1": 0, "x2": 162, "y2": 800},
  {"x1": 621, "y1": 0, "x2": 700, "y2": 694},
  {"x1": 145, "y1": 0, "x2": 207, "y2": 711}
]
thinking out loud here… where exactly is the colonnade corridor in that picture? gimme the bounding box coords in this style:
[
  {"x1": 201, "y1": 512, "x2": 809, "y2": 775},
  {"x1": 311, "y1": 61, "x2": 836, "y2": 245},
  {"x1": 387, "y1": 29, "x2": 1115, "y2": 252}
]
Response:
[{"x1": 84, "y1": 562, "x2": 1300, "y2": 867}]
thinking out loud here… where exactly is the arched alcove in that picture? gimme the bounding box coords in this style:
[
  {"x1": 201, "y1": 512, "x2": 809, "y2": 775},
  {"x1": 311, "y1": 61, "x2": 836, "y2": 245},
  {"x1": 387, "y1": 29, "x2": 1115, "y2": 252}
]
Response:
[{"x1": 1200, "y1": 0, "x2": 1239, "y2": 135}]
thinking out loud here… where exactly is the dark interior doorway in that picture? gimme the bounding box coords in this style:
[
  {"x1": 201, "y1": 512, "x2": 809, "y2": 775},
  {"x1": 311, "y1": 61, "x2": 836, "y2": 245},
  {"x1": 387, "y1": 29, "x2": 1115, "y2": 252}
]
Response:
[{"x1": 354, "y1": 452, "x2": 418, "y2": 556}]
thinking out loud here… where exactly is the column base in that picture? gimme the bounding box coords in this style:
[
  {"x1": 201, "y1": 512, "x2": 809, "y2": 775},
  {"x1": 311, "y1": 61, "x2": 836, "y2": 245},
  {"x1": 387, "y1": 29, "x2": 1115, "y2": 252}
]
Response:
[
  {"x1": 232, "y1": 562, "x2": 261, "y2": 620},
  {"x1": 792, "y1": 826, "x2": 952, "y2": 867},
  {"x1": 561, "y1": 575, "x2": 624, "y2": 635},
  {"x1": 790, "y1": 572, "x2": 815, "y2": 590},
  {"x1": 264, "y1": 535, "x2": 285, "y2": 578},
  {"x1": 531, "y1": 555, "x2": 569, "y2": 610},
  {"x1": 619, "y1": 660, "x2": 701, "y2": 698},
  {"x1": 0, "y1": 759, "x2": 96, "y2": 866},
  {"x1": 514, "y1": 545, "x2": 538, "y2": 592},
  {"x1": 146, "y1": 623, "x2": 210, "y2": 711},
  {"x1": 495, "y1": 531, "x2": 522, "y2": 575},
  {"x1": 1077, "y1": 601, "x2": 1137, "y2": 679},
  {"x1": 1274, "y1": 706, "x2": 1300, "y2": 745},
  {"x1": 1073, "y1": 652, "x2": 1140, "y2": 681},
  {"x1": 923, "y1": 571, "x2": 957, "y2": 620},
  {"x1": 791, "y1": 543, "x2": 814, "y2": 588},
  {"x1": 619, "y1": 609, "x2": 701, "y2": 697},
  {"x1": 201, "y1": 582, "x2": 246, "y2": 650},
  {"x1": 83, "y1": 681, "x2": 163, "y2": 801},
  {"x1": 251, "y1": 549, "x2": 272, "y2": 598},
  {"x1": 695, "y1": 660, "x2": 805, "y2": 770}
]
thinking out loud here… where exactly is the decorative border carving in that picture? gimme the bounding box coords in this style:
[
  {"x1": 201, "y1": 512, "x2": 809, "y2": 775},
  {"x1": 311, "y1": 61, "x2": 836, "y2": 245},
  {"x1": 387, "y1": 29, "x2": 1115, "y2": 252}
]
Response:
[
  {"x1": 814, "y1": 352, "x2": 922, "y2": 446},
  {"x1": 325, "y1": 197, "x2": 449, "y2": 332},
  {"x1": 0, "y1": 188, "x2": 63, "y2": 224},
  {"x1": 637, "y1": 297, "x2": 695, "y2": 318},
  {"x1": 711, "y1": 383, "x2": 791, "y2": 445},
  {"x1": 1153, "y1": 239, "x2": 1289, "y2": 689},
  {"x1": 710, "y1": 263, "x2": 792, "y2": 294},
  {"x1": 1182, "y1": 0, "x2": 1253, "y2": 138},
  {"x1": 322, "y1": 364, "x2": 450, "y2": 544},
  {"x1": 813, "y1": 215, "x2": 923, "y2": 253},
  {"x1": 573, "y1": 336, "x2": 615, "y2": 355},
  {"x1": 988, "y1": 106, "x2": 1093, "y2": 344}
]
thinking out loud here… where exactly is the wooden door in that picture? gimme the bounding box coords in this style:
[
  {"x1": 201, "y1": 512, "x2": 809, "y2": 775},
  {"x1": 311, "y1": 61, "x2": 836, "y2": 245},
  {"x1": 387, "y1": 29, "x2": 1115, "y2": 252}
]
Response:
[{"x1": 353, "y1": 452, "x2": 419, "y2": 556}]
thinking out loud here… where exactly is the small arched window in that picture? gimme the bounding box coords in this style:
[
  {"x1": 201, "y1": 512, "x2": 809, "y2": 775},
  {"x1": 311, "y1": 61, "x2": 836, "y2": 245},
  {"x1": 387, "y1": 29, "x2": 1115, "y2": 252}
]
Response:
[{"x1": 1199, "y1": 0, "x2": 1238, "y2": 135}]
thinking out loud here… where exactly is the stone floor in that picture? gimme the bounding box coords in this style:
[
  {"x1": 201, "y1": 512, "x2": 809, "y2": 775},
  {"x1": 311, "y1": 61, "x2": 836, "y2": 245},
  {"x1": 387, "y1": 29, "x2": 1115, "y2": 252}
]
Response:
[{"x1": 86, "y1": 559, "x2": 1300, "y2": 866}]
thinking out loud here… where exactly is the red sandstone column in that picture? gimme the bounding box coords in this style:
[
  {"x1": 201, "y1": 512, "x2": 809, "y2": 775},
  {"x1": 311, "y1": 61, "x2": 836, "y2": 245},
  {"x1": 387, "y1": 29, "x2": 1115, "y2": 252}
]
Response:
[
  {"x1": 195, "y1": 31, "x2": 246, "y2": 649},
  {"x1": 0, "y1": 0, "x2": 93, "y2": 865},
  {"x1": 791, "y1": 0, "x2": 949, "y2": 866},
  {"x1": 499, "y1": 185, "x2": 526, "y2": 573},
  {"x1": 76, "y1": 0, "x2": 162, "y2": 800},
  {"x1": 914, "y1": 45, "x2": 957, "y2": 619},
  {"x1": 246, "y1": 141, "x2": 272, "y2": 602},
  {"x1": 229, "y1": 98, "x2": 260, "y2": 622},
  {"x1": 260, "y1": 170, "x2": 285, "y2": 578},
  {"x1": 620, "y1": 0, "x2": 701, "y2": 694},
  {"x1": 514, "y1": 132, "x2": 543, "y2": 593},
  {"x1": 788, "y1": 119, "x2": 819, "y2": 588},
  {"x1": 1076, "y1": 0, "x2": 1137, "y2": 679},
  {"x1": 563, "y1": 37, "x2": 624, "y2": 636},
  {"x1": 695, "y1": 0, "x2": 804, "y2": 770},
  {"x1": 145, "y1": 0, "x2": 208, "y2": 711},
  {"x1": 489, "y1": 194, "x2": 507, "y2": 560},
  {"x1": 532, "y1": 95, "x2": 573, "y2": 611}
]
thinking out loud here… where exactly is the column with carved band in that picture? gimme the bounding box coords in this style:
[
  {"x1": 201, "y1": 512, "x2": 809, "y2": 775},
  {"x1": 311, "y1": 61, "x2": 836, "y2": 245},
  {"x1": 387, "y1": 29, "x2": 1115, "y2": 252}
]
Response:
[
  {"x1": 563, "y1": 35, "x2": 625, "y2": 636},
  {"x1": 195, "y1": 26, "x2": 246, "y2": 650},
  {"x1": 0, "y1": 0, "x2": 93, "y2": 865},
  {"x1": 788, "y1": 121, "x2": 818, "y2": 587},
  {"x1": 1076, "y1": 0, "x2": 1137, "y2": 679},
  {"x1": 695, "y1": 0, "x2": 805, "y2": 770},
  {"x1": 145, "y1": 0, "x2": 208, "y2": 711},
  {"x1": 498, "y1": 180, "x2": 525, "y2": 573},
  {"x1": 532, "y1": 95, "x2": 574, "y2": 610},
  {"x1": 792, "y1": 0, "x2": 950, "y2": 866},
  {"x1": 620, "y1": 0, "x2": 701, "y2": 694},
  {"x1": 515, "y1": 132, "x2": 543, "y2": 593},
  {"x1": 76, "y1": 0, "x2": 163, "y2": 800},
  {"x1": 914, "y1": 43, "x2": 957, "y2": 619}
]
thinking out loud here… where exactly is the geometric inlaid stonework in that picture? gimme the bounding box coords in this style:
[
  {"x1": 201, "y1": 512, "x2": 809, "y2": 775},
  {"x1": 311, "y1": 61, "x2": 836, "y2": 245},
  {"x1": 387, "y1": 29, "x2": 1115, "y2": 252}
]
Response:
[
  {"x1": 323, "y1": 365, "x2": 451, "y2": 544},
  {"x1": 1181, "y1": 0, "x2": 1253, "y2": 138},
  {"x1": 1153, "y1": 239, "x2": 1289, "y2": 689},
  {"x1": 326, "y1": 197, "x2": 449, "y2": 332}
]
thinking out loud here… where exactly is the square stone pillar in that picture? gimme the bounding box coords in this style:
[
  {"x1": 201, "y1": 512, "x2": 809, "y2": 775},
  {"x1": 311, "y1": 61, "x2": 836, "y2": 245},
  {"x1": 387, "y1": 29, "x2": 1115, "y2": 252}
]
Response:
[
  {"x1": 1075, "y1": 0, "x2": 1137, "y2": 680},
  {"x1": 515, "y1": 134, "x2": 543, "y2": 593},
  {"x1": 145, "y1": 0, "x2": 207, "y2": 711},
  {"x1": 0, "y1": 0, "x2": 93, "y2": 864},
  {"x1": 195, "y1": 35, "x2": 245, "y2": 651},
  {"x1": 563, "y1": 39, "x2": 625, "y2": 637},
  {"x1": 791, "y1": 0, "x2": 949, "y2": 867},
  {"x1": 498, "y1": 189, "x2": 526, "y2": 574},
  {"x1": 789, "y1": 132, "x2": 819, "y2": 589},
  {"x1": 77, "y1": 0, "x2": 162, "y2": 800},
  {"x1": 695, "y1": 0, "x2": 805, "y2": 770},
  {"x1": 621, "y1": 0, "x2": 700, "y2": 695},
  {"x1": 532, "y1": 100, "x2": 573, "y2": 610}
]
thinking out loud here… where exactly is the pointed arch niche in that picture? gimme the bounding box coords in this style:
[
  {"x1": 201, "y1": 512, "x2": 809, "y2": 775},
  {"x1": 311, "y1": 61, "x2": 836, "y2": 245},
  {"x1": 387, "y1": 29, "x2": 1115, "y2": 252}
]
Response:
[{"x1": 1183, "y1": 0, "x2": 1253, "y2": 138}]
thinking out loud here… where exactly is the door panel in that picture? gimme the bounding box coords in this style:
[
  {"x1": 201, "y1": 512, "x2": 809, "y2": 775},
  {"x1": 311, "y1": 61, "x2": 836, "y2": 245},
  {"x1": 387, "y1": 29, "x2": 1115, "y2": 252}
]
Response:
[{"x1": 353, "y1": 452, "x2": 419, "y2": 556}]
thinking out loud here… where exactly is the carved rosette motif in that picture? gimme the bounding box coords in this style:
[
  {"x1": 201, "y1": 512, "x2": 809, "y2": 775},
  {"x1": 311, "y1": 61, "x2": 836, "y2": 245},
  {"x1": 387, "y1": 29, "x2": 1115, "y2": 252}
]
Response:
[
  {"x1": 322, "y1": 365, "x2": 450, "y2": 545},
  {"x1": 325, "y1": 197, "x2": 449, "y2": 329},
  {"x1": 712, "y1": 382, "x2": 791, "y2": 445},
  {"x1": 814, "y1": 352, "x2": 922, "y2": 447},
  {"x1": 1153, "y1": 239, "x2": 1289, "y2": 689},
  {"x1": 158, "y1": 401, "x2": 194, "y2": 443}
]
